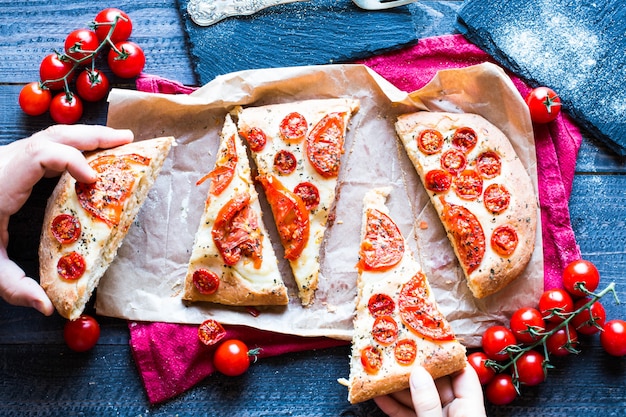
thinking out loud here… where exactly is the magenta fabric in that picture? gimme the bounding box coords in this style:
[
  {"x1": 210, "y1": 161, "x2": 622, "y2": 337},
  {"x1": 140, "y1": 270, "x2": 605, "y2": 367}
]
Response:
[{"x1": 129, "y1": 34, "x2": 582, "y2": 404}]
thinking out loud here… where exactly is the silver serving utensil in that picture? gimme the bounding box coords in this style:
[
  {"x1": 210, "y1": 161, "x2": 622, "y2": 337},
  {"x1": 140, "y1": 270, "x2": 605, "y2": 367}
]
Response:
[
  {"x1": 351, "y1": 0, "x2": 417, "y2": 10},
  {"x1": 187, "y1": 0, "x2": 308, "y2": 26}
]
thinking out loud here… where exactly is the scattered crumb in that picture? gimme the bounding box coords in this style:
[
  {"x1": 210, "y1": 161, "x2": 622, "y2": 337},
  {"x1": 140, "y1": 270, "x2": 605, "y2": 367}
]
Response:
[{"x1": 419, "y1": 220, "x2": 429, "y2": 230}]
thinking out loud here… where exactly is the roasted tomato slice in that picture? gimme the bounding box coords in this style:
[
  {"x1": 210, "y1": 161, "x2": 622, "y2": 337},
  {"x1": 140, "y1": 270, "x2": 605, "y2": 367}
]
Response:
[
  {"x1": 484, "y1": 184, "x2": 511, "y2": 214},
  {"x1": 306, "y1": 112, "x2": 346, "y2": 178},
  {"x1": 394, "y1": 339, "x2": 418, "y2": 366},
  {"x1": 453, "y1": 169, "x2": 483, "y2": 200},
  {"x1": 440, "y1": 149, "x2": 467, "y2": 175},
  {"x1": 360, "y1": 345, "x2": 383, "y2": 375},
  {"x1": 57, "y1": 251, "x2": 86, "y2": 280},
  {"x1": 280, "y1": 112, "x2": 308, "y2": 143},
  {"x1": 198, "y1": 319, "x2": 226, "y2": 346},
  {"x1": 372, "y1": 315, "x2": 399, "y2": 346},
  {"x1": 452, "y1": 127, "x2": 478, "y2": 153},
  {"x1": 399, "y1": 272, "x2": 455, "y2": 340},
  {"x1": 368, "y1": 293, "x2": 395, "y2": 318},
  {"x1": 274, "y1": 149, "x2": 297, "y2": 175},
  {"x1": 257, "y1": 175, "x2": 309, "y2": 261},
  {"x1": 424, "y1": 169, "x2": 452, "y2": 193},
  {"x1": 240, "y1": 126, "x2": 267, "y2": 152},
  {"x1": 491, "y1": 225, "x2": 519, "y2": 257},
  {"x1": 439, "y1": 197, "x2": 485, "y2": 274},
  {"x1": 75, "y1": 154, "x2": 149, "y2": 227},
  {"x1": 357, "y1": 208, "x2": 405, "y2": 272},
  {"x1": 51, "y1": 214, "x2": 81, "y2": 244},
  {"x1": 417, "y1": 129, "x2": 444, "y2": 155},
  {"x1": 293, "y1": 182, "x2": 320, "y2": 211},
  {"x1": 193, "y1": 269, "x2": 220, "y2": 295},
  {"x1": 476, "y1": 151, "x2": 502, "y2": 179},
  {"x1": 197, "y1": 134, "x2": 238, "y2": 196},
  {"x1": 212, "y1": 192, "x2": 263, "y2": 268}
]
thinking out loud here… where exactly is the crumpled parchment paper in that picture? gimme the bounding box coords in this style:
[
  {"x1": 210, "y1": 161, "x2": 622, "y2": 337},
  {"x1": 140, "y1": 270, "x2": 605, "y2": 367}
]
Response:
[{"x1": 96, "y1": 63, "x2": 543, "y2": 347}]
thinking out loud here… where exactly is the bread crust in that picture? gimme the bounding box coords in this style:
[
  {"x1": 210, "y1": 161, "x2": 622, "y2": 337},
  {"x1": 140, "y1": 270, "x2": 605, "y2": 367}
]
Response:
[
  {"x1": 39, "y1": 136, "x2": 175, "y2": 320},
  {"x1": 183, "y1": 114, "x2": 288, "y2": 306},
  {"x1": 395, "y1": 112, "x2": 537, "y2": 298}
]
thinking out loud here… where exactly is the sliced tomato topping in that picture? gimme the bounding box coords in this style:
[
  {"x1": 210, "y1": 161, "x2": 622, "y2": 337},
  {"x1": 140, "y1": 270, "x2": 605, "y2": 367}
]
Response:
[
  {"x1": 197, "y1": 134, "x2": 238, "y2": 196},
  {"x1": 293, "y1": 182, "x2": 320, "y2": 211},
  {"x1": 424, "y1": 169, "x2": 452, "y2": 193},
  {"x1": 484, "y1": 184, "x2": 511, "y2": 214},
  {"x1": 491, "y1": 225, "x2": 519, "y2": 257},
  {"x1": 274, "y1": 149, "x2": 297, "y2": 175},
  {"x1": 453, "y1": 169, "x2": 483, "y2": 200},
  {"x1": 372, "y1": 315, "x2": 399, "y2": 346},
  {"x1": 306, "y1": 112, "x2": 346, "y2": 178},
  {"x1": 257, "y1": 175, "x2": 309, "y2": 261},
  {"x1": 417, "y1": 129, "x2": 444, "y2": 155},
  {"x1": 440, "y1": 149, "x2": 467, "y2": 175},
  {"x1": 57, "y1": 251, "x2": 86, "y2": 280},
  {"x1": 51, "y1": 214, "x2": 81, "y2": 244},
  {"x1": 476, "y1": 151, "x2": 501, "y2": 179},
  {"x1": 440, "y1": 197, "x2": 485, "y2": 274},
  {"x1": 212, "y1": 192, "x2": 263, "y2": 268},
  {"x1": 452, "y1": 127, "x2": 478, "y2": 153},
  {"x1": 75, "y1": 154, "x2": 150, "y2": 227},
  {"x1": 197, "y1": 319, "x2": 226, "y2": 346},
  {"x1": 399, "y1": 272, "x2": 455, "y2": 341},
  {"x1": 394, "y1": 339, "x2": 418, "y2": 366},
  {"x1": 280, "y1": 112, "x2": 308, "y2": 143},
  {"x1": 368, "y1": 293, "x2": 395, "y2": 317},
  {"x1": 193, "y1": 269, "x2": 220, "y2": 295},
  {"x1": 360, "y1": 345, "x2": 383, "y2": 375},
  {"x1": 357, "y1": 208, "x2": 405, "y2": 272},
  {"x1": 240, "y1": 126, "x2": 267, "y2": 152}
]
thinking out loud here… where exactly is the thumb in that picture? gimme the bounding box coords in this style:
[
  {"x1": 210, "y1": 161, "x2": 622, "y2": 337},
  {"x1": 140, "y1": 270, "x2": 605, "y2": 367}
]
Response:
[
  {"x1": 409, "y1": 366, "x2": 443, "y2": 417},
  {"x1": 0, "y1": 251, "x2": 54, "y2": 315}
]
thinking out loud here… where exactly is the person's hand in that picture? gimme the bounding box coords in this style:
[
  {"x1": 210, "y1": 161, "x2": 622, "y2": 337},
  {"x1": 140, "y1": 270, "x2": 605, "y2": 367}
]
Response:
[
  {"x1": 374, "y1": 362, "x2": 486, "y2": 417},
  {"x1": 0, "y1": 124, "x2": 133, "y2": 315}
]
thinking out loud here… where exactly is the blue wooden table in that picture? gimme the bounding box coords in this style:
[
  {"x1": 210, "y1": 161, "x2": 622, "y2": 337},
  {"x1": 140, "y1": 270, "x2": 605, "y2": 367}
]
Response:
[{"x1": 1, "y1": 1, "x2": 625, "y2": 416}]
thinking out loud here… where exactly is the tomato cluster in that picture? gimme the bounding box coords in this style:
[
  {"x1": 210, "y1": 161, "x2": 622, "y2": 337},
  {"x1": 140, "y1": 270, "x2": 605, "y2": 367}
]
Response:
[
  {"x1": 469, "y1": 259, "x2": 625, "y2": 406},
  {"x1": 18, "y1": 8, "x2": 145, "y2": 124}
]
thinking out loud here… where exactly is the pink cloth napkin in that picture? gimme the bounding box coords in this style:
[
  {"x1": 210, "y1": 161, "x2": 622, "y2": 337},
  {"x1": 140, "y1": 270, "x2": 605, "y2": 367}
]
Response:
[{"x1": 129, "y1": 34, "x2": 581, "y2": 404}]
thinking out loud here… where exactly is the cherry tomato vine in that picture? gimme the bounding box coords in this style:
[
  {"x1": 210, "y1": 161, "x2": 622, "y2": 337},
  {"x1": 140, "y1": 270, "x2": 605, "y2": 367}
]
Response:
[
  {"x1": 18, "y1": 8, "x2": 145, "y2": 124},
  {"x1": 471, "y1": 259, "x2": 624, "y2": 406}
]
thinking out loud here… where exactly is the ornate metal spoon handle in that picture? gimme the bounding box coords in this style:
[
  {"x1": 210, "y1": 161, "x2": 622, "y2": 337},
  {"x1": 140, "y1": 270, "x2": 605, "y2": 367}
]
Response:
[{"x1": 187, "y1": 0, "x2": 309, "y2": 26}]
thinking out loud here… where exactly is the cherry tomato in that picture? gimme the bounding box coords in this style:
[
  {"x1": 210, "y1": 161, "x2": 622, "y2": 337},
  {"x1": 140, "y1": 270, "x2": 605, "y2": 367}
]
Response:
[
  {"x1": 545, "y1": 323, "x2": 578, "y2": 357},
  {"x1": 515, "y1": 350, "x2": 546, "y2": 386},
  {"x1": 539, "y1": 288, "x2": 574, "y2": 323},
  {"x1": 357, "y1": 208, "x2": 404, "y2": 272},
  {"x1": 600, "y1": 320, "x2": 626, "y2": 357},
  {"x1": 482, "y1": 325, "x2": 517, "y2": 361},
  {"x1": 64, "y1": 29, "x2": 99, "y2": 64},
  {"x1": 467, "y1": 351, "x2": 496, "y2": 385},
  {"x1": 562, "y1": 259, "x2": 600, "y2": 298},
  {"x1": 63, "y1": 315, "x2": 100, "y2": 352},
  {"x1": 108, "y1": 41, "x2": 145, "y2": 78},
  {"x1": 94, "y1": 8, "x2": 133, "y2": 43},
  {"x1": 49, "y1": 92, "x2": 83, "y2": 124},
  {"x1": 18, "y1": 82, "x2": 51, "y2": 116},
  {"x1": 39, "y1": 53, "x2": 74, "y2": 91},
  {"x1": 571, "y1": 298, "x2": 606, "y2": 336},
  {"x1": 485, "y1": 373, "x2": 517, "y2": 405},
  {"x1": 198, "y1": 319, "x2": 226, "y2": 346},
  {"x1": 509, "y1": 307, "x2": 545, "y2": 345},
  {"x1": 75, "y1": 68, "x2": 110, "y2": 102},
  {"x1": 213, "y1": 339, "x2": 253, "y2": 376},
  {"x1": 525, "y1": 86, "x2": 562, "y2": 124}
]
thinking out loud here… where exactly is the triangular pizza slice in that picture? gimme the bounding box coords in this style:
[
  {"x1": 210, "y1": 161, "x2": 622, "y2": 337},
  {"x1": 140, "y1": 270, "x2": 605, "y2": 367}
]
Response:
[
  {"x1": 236, "y1": 98, "x2": 360, "y2": 306},
  {"x1": 183, "y1": 114, "x2": 288, "y2": 306},
  {"x1": 39, "y1": 136, "x2": 176, "y2": 320},
  {"x1": 346, "y1": 187, "x2": 466, "y2": 404}
]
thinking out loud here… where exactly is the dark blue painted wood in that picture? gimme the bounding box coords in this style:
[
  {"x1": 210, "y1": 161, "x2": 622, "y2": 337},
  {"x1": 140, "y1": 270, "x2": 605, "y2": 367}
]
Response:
[{"x1": 1, "y1": 1, "x2": 625, "y2": 416}]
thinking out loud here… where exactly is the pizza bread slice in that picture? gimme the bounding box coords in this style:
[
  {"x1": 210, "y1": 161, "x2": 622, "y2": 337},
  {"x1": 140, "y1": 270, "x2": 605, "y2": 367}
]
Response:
[
  {"x1": 39, "y1": 136, "x2": 176, "y2": 320},
  {"x1": 346, "y1": 187, "x2": 466, "y2": 404},
  {"x1": 182, "y1": 114, "x2": 288, "y2": 306},
  {"x1": 236, "y1": 98, "x2": 360, "y2": 306},
  {"x1": 395, "y1": 111, "x2": 538, "y2": 298}
]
